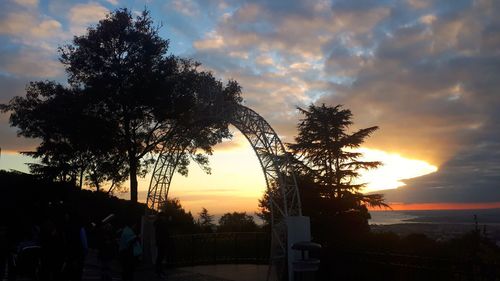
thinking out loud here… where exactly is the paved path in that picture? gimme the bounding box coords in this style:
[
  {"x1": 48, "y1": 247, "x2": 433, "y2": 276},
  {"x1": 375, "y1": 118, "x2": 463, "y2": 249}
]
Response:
[
  {"x1": 83, "y1": 263, "x2": 265, "y2": 281},
  {"x1": 181, "y1": 264, "x2": 267, "y2": 281},
  {"x1": 82, "y1": 250, "x2": 267, "y2": 281}
]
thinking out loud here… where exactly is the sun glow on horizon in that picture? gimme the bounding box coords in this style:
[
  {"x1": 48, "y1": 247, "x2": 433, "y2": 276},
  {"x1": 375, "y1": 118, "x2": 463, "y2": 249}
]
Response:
[
  {"x1": 357, "y1": 148, "x2": 438, "y2": 193},
  {"x1": 2, "y1": 133, "x2": 440, "y2": 214},
  {"x1": 149, "y1": 130, "x2": 268, "y2": 215},
  {"x1": 138, "y1": 140, "x2": 439, "y2": 214}
]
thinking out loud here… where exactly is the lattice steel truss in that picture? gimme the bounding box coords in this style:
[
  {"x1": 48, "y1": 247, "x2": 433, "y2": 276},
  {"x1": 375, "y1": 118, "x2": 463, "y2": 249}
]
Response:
[{"x1": 146, "y1": 103, "x2": 302, "y2": 281}]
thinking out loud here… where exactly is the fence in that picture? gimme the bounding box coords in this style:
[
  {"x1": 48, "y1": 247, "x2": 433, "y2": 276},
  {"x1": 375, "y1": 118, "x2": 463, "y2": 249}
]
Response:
[
  {"x1": 164, "y1": 232, "x2": 270, "y2": 266},
  {"x1": 318, "y1": 250, "x2": 500, "y2": 280}
]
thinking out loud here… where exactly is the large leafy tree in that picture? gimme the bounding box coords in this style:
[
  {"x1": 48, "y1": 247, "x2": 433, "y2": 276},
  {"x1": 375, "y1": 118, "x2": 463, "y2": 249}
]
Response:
[
  {"x1": 1, "y1": 9, "x2": 241, "y2": 201},
  {"x1": 2, "y1": 81, "x2": 126, "y2": 190}
]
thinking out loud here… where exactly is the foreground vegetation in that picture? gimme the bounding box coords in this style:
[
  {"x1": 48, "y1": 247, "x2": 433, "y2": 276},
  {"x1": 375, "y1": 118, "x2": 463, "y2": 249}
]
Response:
[{"x1": 1, "y1": 170, "x2": 499, "y2": 280}]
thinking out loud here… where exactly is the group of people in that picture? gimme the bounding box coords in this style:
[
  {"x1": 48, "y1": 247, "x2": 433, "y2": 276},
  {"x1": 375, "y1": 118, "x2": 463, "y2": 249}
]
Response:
[
  {"x1": 0, "y1": 205, "x2": 172, "y2": 281},
  {"x1": 96, "y1": 212, "x2": 172, "y2": 281},
  {"x1": 1, "y1": 203, "x2": 89, "y2": 281}
]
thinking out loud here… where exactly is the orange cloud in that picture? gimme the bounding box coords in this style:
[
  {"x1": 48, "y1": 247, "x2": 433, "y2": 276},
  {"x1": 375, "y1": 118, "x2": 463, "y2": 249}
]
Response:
[
  {"x1": 0, "y1": 12, "x2": 62, "y2": 40},
  {"x1": 194, "y1": 32, "x2": 225, "y2": 49},
  {"x1": 376, "y1": 202, "x2": 500, "y2": 211}
]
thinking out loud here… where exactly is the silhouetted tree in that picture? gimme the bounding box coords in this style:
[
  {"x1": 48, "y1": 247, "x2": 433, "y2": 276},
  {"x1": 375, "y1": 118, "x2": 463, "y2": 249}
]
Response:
[
  {"x1": 1, "y1": 81, "x2": 126, "y2": 190},
  {"x1": 292, "y1": 104, "x2": 387, "y2": 240},
  {"x1": 218, "y1": 212, "x2": 258, "y2": 233},
  {"x1": 1, "y1": 9, "x2": 242, "y2": 200},
  {"x1": 289, "y1": 104, "x2": 384, "y2": 204},
  {"x1": 258, "y1": 104, "x2": 387, "y2": 242},
  {"x1": 159, "y1": 198, "x2": 197, "y2": 234},
  {"x1": 197, "y1": 207, "x2": 215, "y2": 233}
]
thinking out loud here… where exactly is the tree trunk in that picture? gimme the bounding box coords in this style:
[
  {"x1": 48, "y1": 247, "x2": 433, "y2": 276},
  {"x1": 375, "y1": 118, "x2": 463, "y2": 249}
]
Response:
[
  {"x1": 124, "y1": 116, "x2": 138, "y2": 202},
  {"x1": 79, "y1": 167, "x2": 84, "y2": 190},
  {"x1": 130, "y1": 158, "x2": 138, "y2": 202}
]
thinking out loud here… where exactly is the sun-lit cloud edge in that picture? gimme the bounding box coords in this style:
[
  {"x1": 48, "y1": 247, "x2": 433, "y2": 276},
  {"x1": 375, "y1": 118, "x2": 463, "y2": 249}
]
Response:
[
  {"x1": 370, "y1": 202, "x2": 500, "y2": 211},
  {"x1": 356, "y1": 148, "x2": 438, "y2": 193}
]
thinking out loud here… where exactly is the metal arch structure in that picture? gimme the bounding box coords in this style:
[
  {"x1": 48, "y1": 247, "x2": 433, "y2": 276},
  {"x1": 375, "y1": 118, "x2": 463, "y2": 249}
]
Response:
[{"x1": 146, "y1": 103, "x2": 302, "y2": 281}]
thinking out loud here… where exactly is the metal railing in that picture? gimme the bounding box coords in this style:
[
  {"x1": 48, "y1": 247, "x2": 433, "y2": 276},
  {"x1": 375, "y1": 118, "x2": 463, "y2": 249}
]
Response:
[
  {"x1": 164, "y1": 232, "x2": 270, "y2": 266},
  {"x1": 320, "y1": 250, "x2": 500, "y2": 280}
]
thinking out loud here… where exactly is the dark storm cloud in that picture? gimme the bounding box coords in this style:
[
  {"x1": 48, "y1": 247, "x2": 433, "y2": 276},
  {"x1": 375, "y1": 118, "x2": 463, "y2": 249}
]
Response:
[
  {"x1": 383, "y1": 141, "x2": 500, "y2": 203},
  {"x1": 320, "y1": 0, "x2": 500, "y2": 203}
]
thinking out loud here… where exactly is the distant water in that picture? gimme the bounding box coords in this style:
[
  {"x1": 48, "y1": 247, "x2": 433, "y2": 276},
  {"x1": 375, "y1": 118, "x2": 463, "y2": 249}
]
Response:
[
  {"x1": 369, "y1": 208, "x2": 500, "y2": 225},
  {"x1": 369, "y1": 211, "x2": 419, "y2": 225}
]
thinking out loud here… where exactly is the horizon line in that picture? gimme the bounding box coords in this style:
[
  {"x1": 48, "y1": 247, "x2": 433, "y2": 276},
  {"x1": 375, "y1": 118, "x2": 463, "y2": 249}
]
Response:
[{"x1": 370, "y1": 202, "x2": 500, "y2": 211}]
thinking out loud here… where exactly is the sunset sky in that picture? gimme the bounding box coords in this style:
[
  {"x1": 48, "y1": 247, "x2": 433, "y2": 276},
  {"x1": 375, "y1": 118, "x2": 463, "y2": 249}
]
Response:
[{"x1": 1, "y1": 0, "x2": 499, "y2": 215}]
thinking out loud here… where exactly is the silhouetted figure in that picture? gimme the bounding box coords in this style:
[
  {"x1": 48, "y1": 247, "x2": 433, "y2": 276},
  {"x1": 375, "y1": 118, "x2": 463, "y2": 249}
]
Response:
[
  {"x1": 40, "y1": 215, "x2": 65, "y2": 281},
  {"x1": 119, "y1": 221, "x2": 141, "y2": 281},
  {"x1": 62, "y1": 211, "x2": 88, "y2": 281},
  {"x1": 14, "y1": 224, "x2": 41, "y2": 280},
  {"x1": 154, "y1": 212, "x2": 170, "y2": 277},
  {"x1": 97, "y1": 222, "x2": 116, "y2": 281},
  {"x1": 0, "y1": 226, "x2": 7, "y2": 280}
]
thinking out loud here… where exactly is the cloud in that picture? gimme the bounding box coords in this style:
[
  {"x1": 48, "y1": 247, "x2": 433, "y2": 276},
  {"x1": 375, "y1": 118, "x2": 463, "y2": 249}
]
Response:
[
  {"x1": 193, "y1": 0, "x2": 389, "y2": 60},
  {"x1": 68, "y1": 3, "x2": 109, "y2": 35},
  {"x1": 382, "y1": 142, "x2": 500, "y2": 204},
  {"x1": 0, "y1": 0, "x2": 499, "y2": 206},
  {"x1": 172, "y1": 0, "x2": 199, "y2": 16},
  {"x1": 194, "y1": 31, "x2": 225, "y2": 49},
  {"x1": 188, "y1": 1, "x2": 394, "y2": 146},
  {"x1": 406, "y1": 0, "x2": 433, "y2": 9},
  {"x1": 12, "y1": 0, "x2": 38, "y2": 8},
  {"x1": 255, "y1": 54, "x2": 274, "y2": 66},
  {"x1": 105, "y1": 0, "x2": 119, "y2": 5},
  {"x1": 0, "y1": 75, "x2": 26, "y2": 103},
  {"x1": 419, "y1": 14, "x2": 437, "y2": 25},
  {"x1": 0, "y1": 2, "x2": 66, "y2": 80},
  {"x1": 187, "y1": 0, "x2": 500, "y2": 204},
  {"x1": 320, "y1": 0, "x2": 500, "y2": 203},
  {"x1": 0, "y1": 11, "x2": 63, "y2": 45},
  {"x1": 0, "y1": 75, "x2": 41, "y2": 151},
  {"x1": 0, "y1": 48, "x2": 63, "y2": 78}
]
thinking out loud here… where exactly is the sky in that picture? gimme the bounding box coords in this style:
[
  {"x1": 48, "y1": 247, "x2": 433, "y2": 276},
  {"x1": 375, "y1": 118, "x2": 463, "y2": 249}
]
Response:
[{"x1": 1, "y1": 0, "x2": 500, "y2": 214}]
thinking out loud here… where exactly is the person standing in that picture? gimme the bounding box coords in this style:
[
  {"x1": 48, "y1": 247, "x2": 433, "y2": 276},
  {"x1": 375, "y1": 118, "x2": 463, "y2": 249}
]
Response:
[
  {"x1": 0, "y1": 226, "x2": 8, "y2": 280},
  {"x1": 154, "y1": 212, "x2": 169, "y2": 277},
  {"x1": 119, "y1": 221, "x2": 141, "y2": 281},
  {"x1": 62, "y1": 210, "x2": 88, "y2": 281},
  {"x1": 97, "y1": 223, "x2": 115, "y2": 281},
  {"x1": 40, "y1": 211, "x2": 65, "y2": 281}
]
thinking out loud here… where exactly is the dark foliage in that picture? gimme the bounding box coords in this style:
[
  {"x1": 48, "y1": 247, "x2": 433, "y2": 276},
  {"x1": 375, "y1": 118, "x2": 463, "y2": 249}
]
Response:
[
  {"x1": 258, "y1": 104, "x2": 387, "y2": 244},
  {"x1": 218, "y1": 212, "x2": 259, "y2": 233},
  {"x1": 159, "y1": 198, "x2": 198, "y2": 234},
  {"x1": 197, "y1": 207, "x2": 215, "y2": 233},
  {"x1": 316, "y1": 230, "x2": 500, "y2": 280},
  {"x1": 0, "y1": 170, "x2": 145, "y2": 251},
  {"x1": 1, "y1": 9, "x2": 242, "y2": 201},
  {"x1": 288, "y1": 104, "x2": 385, "y2": 206}
]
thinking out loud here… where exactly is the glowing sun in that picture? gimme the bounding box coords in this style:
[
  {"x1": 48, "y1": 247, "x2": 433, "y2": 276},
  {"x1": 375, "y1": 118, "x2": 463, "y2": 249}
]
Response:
[{"x1": 356, "y1": 148, "x2": 438, "y2": 193}]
